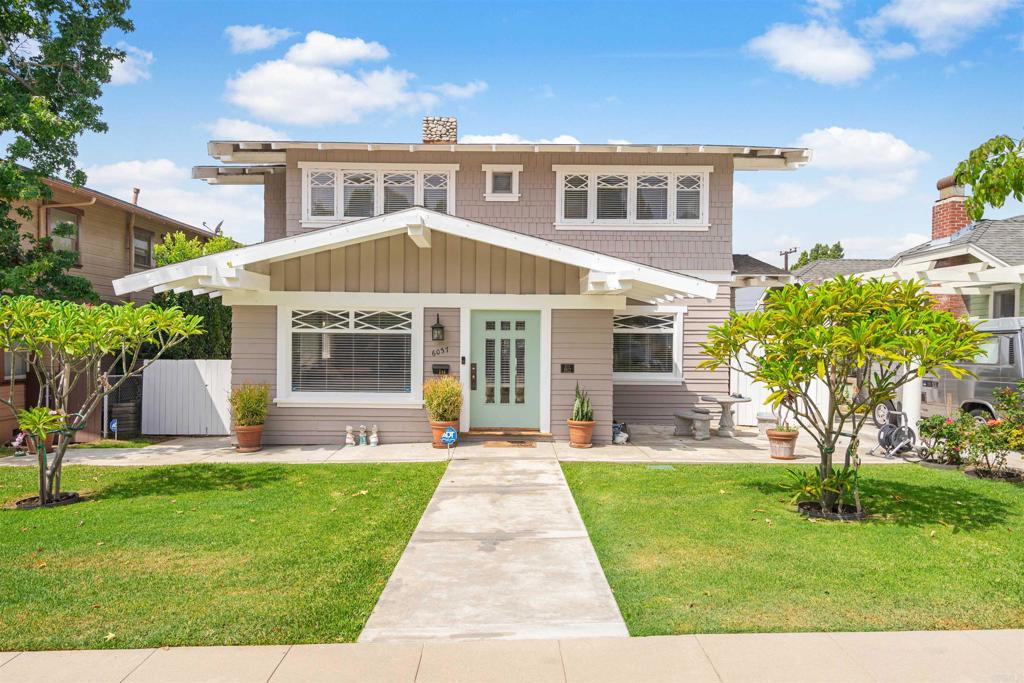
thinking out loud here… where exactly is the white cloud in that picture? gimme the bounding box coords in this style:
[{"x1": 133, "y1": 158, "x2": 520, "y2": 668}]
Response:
[
  {"x1": 825, "y1": 169, "x2": 920, "y2": 202},
  {"x1": 224, "y1": 25, "x2": 296, "y2": 53},
  {"x1": 797, "y1": 126, "x2": 929, "y2": 170},
  {"x1": 85, "y1": 159, "x2": 265, "y2": 244},
  {"x1": 875, "y1": 41, "x2": 917, "y2": 59},
  {"x1": 840, "y1": 231, "x2": 929, "y2": 258},
  {"x1": 431, "y1": 80, "x2": 488, "y2": 99},
  {"x1": 459, "y1": 133, "x2": 581, "y2": 144},
  {"x1": 806, "y1": 0, "x2": 843, "y2": 18},
  {"x1": 206, "y1": 118, "x2": 289, "y2": 140},
  {"x1": 283, "y1": 31, "x2": 388, "y2": 65},
  {"x1": 747, "y1": 21, "x2": 874, "y2": 84},
  {"x1": 607, "y1": 139, "x2": 632, "y2": 145},
  {"x1": 225, "y1": 31, "x2": 483, "y2": 126},
  {"x1": 862, "y1": 0, "x2": 1017, "y2": 52},
  {"x1": 110, "y1": 44, "x2": 153, "y2": 85},
  {"x1": 734, "y1": 180, "x2": 831, "y2": 209}
]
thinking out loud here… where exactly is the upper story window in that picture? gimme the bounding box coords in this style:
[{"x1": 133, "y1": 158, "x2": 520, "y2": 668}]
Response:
[
  {"x1": 300, "y1": 163, "x2": 458, "y2": 224},
  {"x1": 46, "y1": 207, "x2": 82, "y2": 264},
  {"x1": 133, "y1": 228, "x2": 154, "y2": 269},
  {"x1": 553, "y1": 166, "x2": 711, "y2": 231},
  {"x1": 482, "y1": 164, "x2": 522, "y2": 202}
]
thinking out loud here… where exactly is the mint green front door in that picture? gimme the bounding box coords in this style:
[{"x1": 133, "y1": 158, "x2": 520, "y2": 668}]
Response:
[{"x1": 470, "y1": 311, "x2": 540, "y2": 429}]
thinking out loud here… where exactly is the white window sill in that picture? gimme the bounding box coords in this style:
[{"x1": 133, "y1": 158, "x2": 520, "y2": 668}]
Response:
[
  {"x1": 484, "y1": 193, "x2": 520, "y2": 202},
  {"x1": 274, "y1": 395, "x2": 424, "y2": 409},
  {"x1": 301, "y1": 218, "x2": 360, "y2": 229},
  {"x1": 554, "y1": 222, "x2": 710, "y2": 232},
  {"x1": 613, "y1": 375, "x2": 684, "y2": 386}
]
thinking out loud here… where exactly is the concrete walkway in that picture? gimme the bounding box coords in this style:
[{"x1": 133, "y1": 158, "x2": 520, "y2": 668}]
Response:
[
  {"x1": 1, "y1": 630, "x2": 1020, "y2": 682},
  {"x1": 359, "y1": 447, "x2": 628, "y2": 642}
]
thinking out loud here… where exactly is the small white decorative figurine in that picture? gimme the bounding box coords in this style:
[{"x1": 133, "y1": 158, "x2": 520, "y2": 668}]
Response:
[
  {"x1": 358, "y1": 425, "x2": 368, "y2": 446},
  {"x1": 369, "y1": 424, "x2": 379, "y2": 447},
  {"x1": 345, "y1": 425, "x2": 355, "y2": 446}
]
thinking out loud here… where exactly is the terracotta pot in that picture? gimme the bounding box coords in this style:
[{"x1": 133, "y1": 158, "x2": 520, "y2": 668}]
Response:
[
  {"x1": 766, "y1": 429, "x2": 799, "y2": 460},
  {"x1": 26, "y1": 433, "x2": 56, "y2": 456},
  {"x1": 429, "y1": 420, "x2": 459, "y2": 449},
  {"x1": 567, "y1": 420, "x2": 596, "y2": 449},
  {"x1": 235, "y1": 424, "x2": 264, "y2": 453}
]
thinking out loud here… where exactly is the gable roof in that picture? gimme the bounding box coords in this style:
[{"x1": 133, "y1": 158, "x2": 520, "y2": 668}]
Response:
[
  {"x1": 794, "y1": 258, "x2": 894, "y2": 283},
  {"x1": 894, "y1": 215, "x2": 1024, "y2": 266},
  {"x1": 732, "y1": 254, "x2": 790, "y2": 276},
  {"x1": 113, "y1": 207, "x2": 718, "y2": 302}
]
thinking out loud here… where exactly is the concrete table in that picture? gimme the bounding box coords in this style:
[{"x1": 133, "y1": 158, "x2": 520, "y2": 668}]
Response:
[{"x1": 701, "y1": 394, "x2": 752, "y2": 437}]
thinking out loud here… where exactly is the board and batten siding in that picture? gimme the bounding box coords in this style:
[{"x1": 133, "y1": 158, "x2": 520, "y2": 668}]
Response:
[
  {"x1": 282, "y1": 149, "x2": 733, "y2": 273},
  {"x1": 613, "y1": 285, "x2": 731, "y2": 423},
  {"x1": 268, "y1": 233, "x2": 582, "y2": 295},
  {"x1": 230, "y1": 305, "x2": 459, "y2": 445},
  {"x1": 551, "y1": 309, "x2": 613, "y2": 444}
]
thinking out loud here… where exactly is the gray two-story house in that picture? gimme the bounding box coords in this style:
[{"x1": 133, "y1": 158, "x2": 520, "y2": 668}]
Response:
[{"x1": 114, "y1": 117, "x2": 809, "y2": 444}]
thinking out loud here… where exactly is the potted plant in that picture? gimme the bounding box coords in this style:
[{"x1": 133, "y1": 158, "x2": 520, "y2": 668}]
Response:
[
  {"x1": 766, "y1": 421, "x2": 799, "y2": 460},
  {"x1": 423, "y1": 375, "x2": 462, "y2": 449},
  {"x1": 230, "y1": 383, "x2": 270, "y2": 452},
  {"x1": 567, "y1": 383, "x2": 595, "y2": 448}
]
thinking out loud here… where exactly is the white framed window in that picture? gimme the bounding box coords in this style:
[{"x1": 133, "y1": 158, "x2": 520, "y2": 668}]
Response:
[
  {"x1": 482, "y1": 164, "x2": 523, "y2": 201},
  {"x1": 612, "y1": 307, "x2": 685, "y2": 384},
  {"x1": 299, "y1": 163, "x2": 458, "y2": 225},
  {"x1": 553, "y1": 165, "x2": 712, "y2": 230},
  {"x1": 990, "y1": 285, "x2": 1019, "y2": 319},
  {"x1": 133, "y1": 228, "x2": 154, "y2": 269},
  {"x1": 278, "y1": 306, "x2": 424, "y2": 406}
]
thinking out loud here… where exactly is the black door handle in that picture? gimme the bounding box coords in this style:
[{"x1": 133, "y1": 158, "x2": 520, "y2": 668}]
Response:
[{"x1": 470, "y1": 363, "x2": 477, "y2": 390}]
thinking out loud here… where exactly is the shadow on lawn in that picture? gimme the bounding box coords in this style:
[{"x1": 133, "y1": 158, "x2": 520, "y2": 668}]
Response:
[
  {"x1": 97, "y1": 465, "x2": 288, "y2": 500},
  {"x1": 746, "y1": 476, "x2": 1015, "y2": 531}
]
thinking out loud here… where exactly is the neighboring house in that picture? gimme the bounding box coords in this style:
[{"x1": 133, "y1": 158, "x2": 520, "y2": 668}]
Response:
[
  {"x1": 1, "y1": 176, "x2": 209, "y2": 443},
  {"x1": 114, "y1": 116, "x2": 810, "y2": 444},
  {"x1": 864, "y1": 176, "x2": 1024, "y2": 319},
  {"x1": 730, "y1": 254, "x2": 794, "y2": 312},
  {"x1": 793, "y1": 258, "x2": 894, "y2": 285}
]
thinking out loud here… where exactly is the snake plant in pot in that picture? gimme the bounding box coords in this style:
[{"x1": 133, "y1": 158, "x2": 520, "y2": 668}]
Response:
[{"x1": 567, "y1": 383, "x2": 595, "y2": 448}]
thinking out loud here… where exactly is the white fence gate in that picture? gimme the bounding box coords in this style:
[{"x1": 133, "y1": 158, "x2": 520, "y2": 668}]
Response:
[
  {"x1": 731, "y1": 349, "x2": 830, "y2": 427},
  {"x1": 142, "y1": 360, "x2": 231, "y2": 436}
]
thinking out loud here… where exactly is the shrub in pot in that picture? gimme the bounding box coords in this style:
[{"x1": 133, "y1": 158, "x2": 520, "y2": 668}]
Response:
[
  {"x1": 230, "y1": 383, "x2": 270, "y2": 452},
  {"x1": 423, "y1": 375, "x2": 463, "y2": 449},
  {"x1": 766, "y1": 422, "x2": 799, "y2": 460},
  {"x1": 567, "y1": 383, "x2": 595, "y2": 448}
]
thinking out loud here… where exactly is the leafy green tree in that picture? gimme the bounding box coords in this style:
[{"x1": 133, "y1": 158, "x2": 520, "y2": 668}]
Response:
[
  {"x1": 790, "y1": 242, "x2": 845, "y2": 272},
  {"x1": 0, "y1": 295, "x2": 202, "y2": 507},
  {"x1": 151, "y1": 231, "x2": 241, "y2": 359},
  {"x1": 700, "y1": 277, "x2": 986, "y2": 513},
  {"x1": 1, "y1": 0, "x2": 132, "y2": 301},
  {"x1": 955, "y1": 134, "x2": 1024, "y2": 221}
]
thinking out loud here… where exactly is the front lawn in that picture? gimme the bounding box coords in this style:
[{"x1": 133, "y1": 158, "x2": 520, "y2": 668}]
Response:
[
  {"x1": 0, "y1": 462, "x2": 445, "y2": 650},
  {"x1": 562, "y1": 463, "x2": 1024, "y2": 636}
]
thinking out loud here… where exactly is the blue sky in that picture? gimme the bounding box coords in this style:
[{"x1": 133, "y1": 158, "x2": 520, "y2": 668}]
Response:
[{"x1": 78, "y1": 0, "x2": 1024, "y2": 261}]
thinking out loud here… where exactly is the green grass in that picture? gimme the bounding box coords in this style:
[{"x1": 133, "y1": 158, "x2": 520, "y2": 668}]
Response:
[
  {"x1": 0, "y1": 447, "x2": 12, "y2": 458},
  {"x1": 0, "y1": 462, "x2": 446, "y2": 650},
  {"x1": 68, "y1": 437, "x2": 170, "y2": 449},
  {"x1": 562, "y1": 463, "x2": 1024, "y2": 636}
]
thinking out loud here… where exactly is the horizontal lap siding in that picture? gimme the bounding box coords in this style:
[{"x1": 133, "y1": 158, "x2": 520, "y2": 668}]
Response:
[
  {"x1": 551, "y1": 309, "x2": 613, "y2": 444},
  {"x1": 231, "y1": 305, "x2": 460, "y2": 445},
  {"x1": 613, "y1": 285, "x2": 730, "y2": 424},
  {"x1": 283, "y1": 150, "x2": 732, "y2": 272}
]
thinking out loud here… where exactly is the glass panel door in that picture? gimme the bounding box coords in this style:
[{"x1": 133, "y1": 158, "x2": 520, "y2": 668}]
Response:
[{"x1": 470, "y1": 311, "x2": 540, "y2": 429}]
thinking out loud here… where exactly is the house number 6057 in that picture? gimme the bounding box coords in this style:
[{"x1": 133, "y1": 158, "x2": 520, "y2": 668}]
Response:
[{"x1": 431, "y1": 346, "x2": 449, "y2": 357}]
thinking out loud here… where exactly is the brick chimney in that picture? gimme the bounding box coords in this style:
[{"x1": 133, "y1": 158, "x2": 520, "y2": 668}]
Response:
[
  {"x1": 422, "y1": 116, "x2": 457, "y2": 144},
  {"x1": 932, "y1": 175, "x2": 971, "y2": 239}
]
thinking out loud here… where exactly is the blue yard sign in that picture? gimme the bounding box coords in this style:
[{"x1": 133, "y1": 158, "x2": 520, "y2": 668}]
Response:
[
  {"x1": 109, "y1": 418, "x2": 118, "y2": 433},
  {"x1": 441, "y1": 426, "x2": 458, "y2": 446}
]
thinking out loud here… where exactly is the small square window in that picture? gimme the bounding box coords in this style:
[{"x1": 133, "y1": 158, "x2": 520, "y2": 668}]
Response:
[
  {"x1": 483, "y1": 164, "x2": 522, "y2": 202},
  {"x1": 492, "y1": 172, "x2": 513, "y2": 194}
]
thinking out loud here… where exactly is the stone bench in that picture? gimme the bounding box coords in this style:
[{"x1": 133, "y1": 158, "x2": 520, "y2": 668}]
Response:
[{"x1": 674, "y1": 408, "x2": 712, "y2": 441}]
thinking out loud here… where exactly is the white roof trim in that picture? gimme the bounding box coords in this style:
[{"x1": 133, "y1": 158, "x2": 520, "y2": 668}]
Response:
[{"x1": 113, "y1": 207, "x2": 718, "y2": 301}]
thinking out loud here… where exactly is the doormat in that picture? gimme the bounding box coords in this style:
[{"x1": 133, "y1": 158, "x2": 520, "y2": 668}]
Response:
[{"x1": 483, "y1": 440, "x2": 537, "y2": 448}]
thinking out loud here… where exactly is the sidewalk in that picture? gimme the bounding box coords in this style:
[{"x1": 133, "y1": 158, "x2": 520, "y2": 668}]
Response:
[{"x1": 1, "y1": 630, "x2": 1020, "y2": 682}]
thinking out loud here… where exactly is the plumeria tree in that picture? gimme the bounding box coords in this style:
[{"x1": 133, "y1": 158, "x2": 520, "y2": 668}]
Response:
[
  {"x1": 700, "y1": 277, "x2": 987, "y2": 511},
  {"x1": 0, "y1": 295, "x2": 202, "y2": 507}
]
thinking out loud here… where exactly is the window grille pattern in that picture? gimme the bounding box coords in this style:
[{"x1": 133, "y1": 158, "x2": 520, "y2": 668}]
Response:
[
  {"x1": 563, "y1": 174, "x2": 589, "y2": 219},
  {"x1": 290, "y1": 310, "x2": 412, "y2": 393},
  {"x1": 310, "y1": 171, "x2": 337, "y2": 217},
  {"x1": 343, "y1": 172, "x2": 374, "y2": 218},
  {"x1": 307, "y1": 168, "x2": 453, "y2": 220},
  {"x1": 676, "y1": 174, "x2": 702, "y2": 220},
  {"x1": 383, "y1": 172, "x2": 416, "y2": 214},
  {"x1": 636, "y1": 175, "x2": 668, "y2": 220},
  {"x1": 422, "y1": 173, "x2": 448, "y2": 213},
  {"x1": 597, "y1": 175, "x2": 628, "y2": 220},
  {"x1": 558, "y1": 170, "x2": 706, "y2": 225},
  {"x1": 613, "y1": 313, "x2": 676, "y2": 374}
]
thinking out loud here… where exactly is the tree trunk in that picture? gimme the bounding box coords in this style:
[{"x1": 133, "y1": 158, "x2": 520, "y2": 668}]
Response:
[{"x1": 35, "y1": 435, "x2": 48, "y2": 505}]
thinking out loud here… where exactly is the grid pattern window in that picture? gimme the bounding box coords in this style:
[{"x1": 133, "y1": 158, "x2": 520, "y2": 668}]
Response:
[
  {"x1": 133, "y1": 228, "x2": 154, "y2": 269},
  {"x1": 290, "y1": 310, "x2": 413, "y2": 393},
  {"x1": 556, "y1": 168, "x2": 710, "y2": 228},
  {"x1": 613, "y1": 313, "x2": 676, "y2": 375},
  {"x1": 303, "y1": 166, "x2": 456, "y2": 221},
  {"x1": 47, "y1": 208, "x2": 81, "y2": 261}
]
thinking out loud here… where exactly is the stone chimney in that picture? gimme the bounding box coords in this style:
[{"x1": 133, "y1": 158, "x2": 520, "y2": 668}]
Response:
[
  {"x1": 932, "y1": 175, "x2": 971, "y2": 239},
  {"x1": 422, "y1": 116, "x2": 457, "y2": 144}
]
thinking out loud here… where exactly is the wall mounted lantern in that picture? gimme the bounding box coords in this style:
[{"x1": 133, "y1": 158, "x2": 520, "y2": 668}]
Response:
[{"x1": 431, "y1": 314, "x2": 445, "y2": 341}]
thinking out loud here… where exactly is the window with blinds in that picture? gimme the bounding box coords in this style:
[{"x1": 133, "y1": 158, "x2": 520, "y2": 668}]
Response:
[
  {"x1": 290, "y1": 310, "x2": 413, "y2": 393},
  {"x1": 423, "y1": 173, "x2": 448, "y2": 212},
  {"x1": 383, "y1": 172, "x2": 416, "y2": 213},
  {"x1": 491, "y1": 171, "x2": 513, "y2": 194},
  {"x1": 556, "y1": 169, "x2": 707, "y2": 226},
  {"x1": 343, "y1": 172, "x2": 375, "y2": 218},
  {"x1": 310, "y1": 171, "x2": 337, "y2": 217},
  {"x1": 613, "y1": 313, "x2": 676, "y2": 374},
  {"x1": 304, "y1": 167, "x2": 454, "y2": 221}
]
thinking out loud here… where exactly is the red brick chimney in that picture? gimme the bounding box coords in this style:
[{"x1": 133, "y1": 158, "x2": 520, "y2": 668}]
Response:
[{"x1": 932, "y1": 175, "x2": 971, "y2": 239}]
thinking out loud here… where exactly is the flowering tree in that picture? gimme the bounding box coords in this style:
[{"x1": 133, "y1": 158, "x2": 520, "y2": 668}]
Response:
[
  {"x1": 700, "y1": 278, "x2": 987, "y2": 511},
  {"x1": 0, "y1": 296, "x2": 202, "y2": 506}
]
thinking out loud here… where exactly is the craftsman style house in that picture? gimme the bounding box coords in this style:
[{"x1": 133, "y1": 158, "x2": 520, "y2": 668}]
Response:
[{"x1": 114, "y1": 117, "x2": 809, "y2": 444}]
